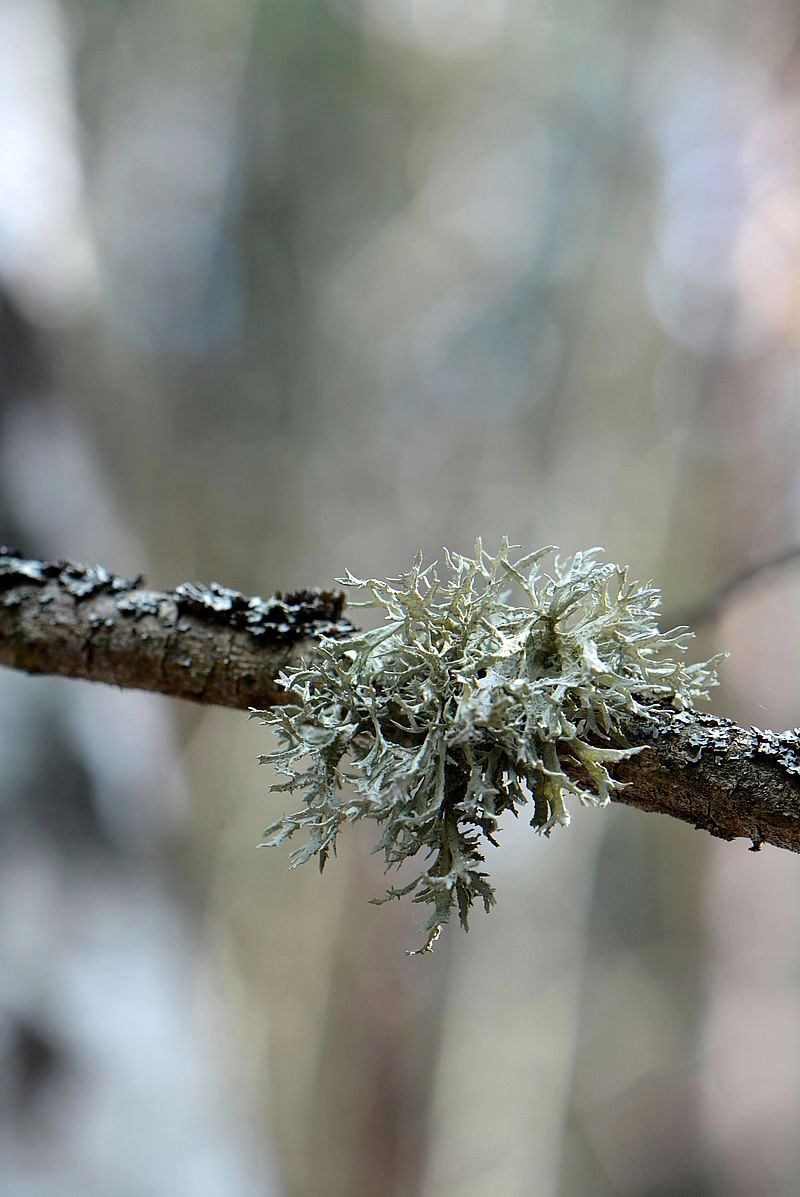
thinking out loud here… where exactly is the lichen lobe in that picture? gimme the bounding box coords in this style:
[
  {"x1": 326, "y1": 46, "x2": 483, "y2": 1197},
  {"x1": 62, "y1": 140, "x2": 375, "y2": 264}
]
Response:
[
  {"x1": 0, "y1": 550, "x2": 136, "y2": 599},
  {"x1": 751, "y1": 726, "x2": 800, "y2": 776},
  {"x1": 256, "y1": 539, "x2": 720, "y2": 952}
]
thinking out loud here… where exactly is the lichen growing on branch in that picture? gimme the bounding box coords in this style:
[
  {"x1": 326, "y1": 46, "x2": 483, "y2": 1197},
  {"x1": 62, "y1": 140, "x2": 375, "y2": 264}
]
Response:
[{"x1": 254, "y1": 540, "x2": 721, "y2": 953}]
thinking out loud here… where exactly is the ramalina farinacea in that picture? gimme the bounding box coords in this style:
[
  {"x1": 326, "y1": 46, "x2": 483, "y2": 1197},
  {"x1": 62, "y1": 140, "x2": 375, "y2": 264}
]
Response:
[{"x1": 254, "y1": 540, "x2": 720, "y2": 953}]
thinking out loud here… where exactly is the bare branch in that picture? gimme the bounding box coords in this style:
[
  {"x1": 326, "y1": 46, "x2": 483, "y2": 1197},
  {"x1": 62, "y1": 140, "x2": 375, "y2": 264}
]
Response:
[
  {"x1": 0, "y1": 548, "x2": 352, "y2": 710},
  {"x1": 611, "y1": 707, "x2": 800, "y2": 855},
  {"x1": 1, "y1": 550, "x2": 799, "y2": 854}
]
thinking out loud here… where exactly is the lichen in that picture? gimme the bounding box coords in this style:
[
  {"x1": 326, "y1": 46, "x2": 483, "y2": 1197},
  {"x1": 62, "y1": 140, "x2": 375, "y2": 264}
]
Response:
[
  {"x1": 255, "y1": 540, "x2": 722, "y2": 953},
  {"x1": 172, "y1": 581, "x2": 351, "y2": 641}
]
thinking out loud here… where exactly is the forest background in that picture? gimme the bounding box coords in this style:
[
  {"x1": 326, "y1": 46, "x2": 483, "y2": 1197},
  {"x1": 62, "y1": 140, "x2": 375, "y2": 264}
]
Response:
[{"x1": 1, "y1": 2, "x2": 799, "y2": 1195}]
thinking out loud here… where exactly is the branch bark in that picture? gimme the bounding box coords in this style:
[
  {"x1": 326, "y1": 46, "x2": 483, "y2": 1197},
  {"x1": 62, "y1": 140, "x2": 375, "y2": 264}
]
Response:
[
  {"x1": 2, "y1": 550, "x2": 799, "y2": 854},
  {"x1": 0, "y1": 548, "x2": 352, "y2": 710}
]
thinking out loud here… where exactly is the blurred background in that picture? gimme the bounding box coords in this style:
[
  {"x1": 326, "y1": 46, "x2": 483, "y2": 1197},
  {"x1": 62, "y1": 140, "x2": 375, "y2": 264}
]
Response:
[{"x1": 1, "y1": 1, "x2": 799, "y2": 1194}]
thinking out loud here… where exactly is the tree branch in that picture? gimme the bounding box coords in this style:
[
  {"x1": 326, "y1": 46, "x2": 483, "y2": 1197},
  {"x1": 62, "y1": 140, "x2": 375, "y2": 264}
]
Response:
[
  {"x1": 611, "y1": 708, "x2": 800, "y2": 854},
  {"x1": 0, "y1": 548, "x2": 352, "y2": 710},
  {"x1": 1, "y1": 550, "x2": 799, "y2": 854}
]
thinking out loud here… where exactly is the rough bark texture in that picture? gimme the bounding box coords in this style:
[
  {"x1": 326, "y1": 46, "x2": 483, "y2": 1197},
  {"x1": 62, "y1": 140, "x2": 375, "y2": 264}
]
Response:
[
  {"x1": 613, "y1": 708, "x2": 800, "y2": 853},
  {"x1": 0, "y1": 548, "x2": 352, "y2": 710},
  {"x1": 2, "y1": 550, "x2": 799, "y2": 854}
]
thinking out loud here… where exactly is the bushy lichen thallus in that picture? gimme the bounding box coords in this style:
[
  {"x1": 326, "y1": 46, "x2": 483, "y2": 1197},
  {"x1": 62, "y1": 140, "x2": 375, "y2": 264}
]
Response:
[{"x1": 253, "y1": 540, "x2": 722, "y2": 954}]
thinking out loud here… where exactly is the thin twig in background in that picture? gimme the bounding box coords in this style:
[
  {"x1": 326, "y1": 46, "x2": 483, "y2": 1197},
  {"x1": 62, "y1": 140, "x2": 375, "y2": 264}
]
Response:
[{"x1": 667, "y1": 544, "x2": 800, "y2": 629}]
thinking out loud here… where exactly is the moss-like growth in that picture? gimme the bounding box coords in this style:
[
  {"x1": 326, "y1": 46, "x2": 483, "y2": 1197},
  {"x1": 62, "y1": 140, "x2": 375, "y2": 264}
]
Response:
[{"x1": 255, "y1": 541, "x2": 720, "y2": 952}]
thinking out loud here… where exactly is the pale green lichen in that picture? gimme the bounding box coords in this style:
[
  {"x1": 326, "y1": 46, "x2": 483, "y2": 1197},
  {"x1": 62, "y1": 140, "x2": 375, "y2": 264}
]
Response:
[{"x1": 255, "y1": 540, "x2": 721, "y2": 953}]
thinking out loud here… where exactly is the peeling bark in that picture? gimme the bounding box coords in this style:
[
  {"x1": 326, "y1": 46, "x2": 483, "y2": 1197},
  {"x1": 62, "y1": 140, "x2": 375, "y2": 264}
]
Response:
[{"x1": 1, "y1": 550, "x2": 799, "y2": 854}]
